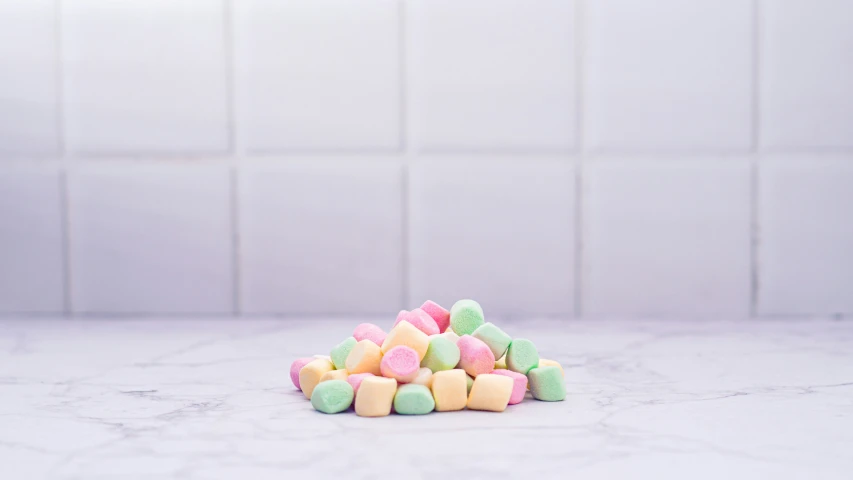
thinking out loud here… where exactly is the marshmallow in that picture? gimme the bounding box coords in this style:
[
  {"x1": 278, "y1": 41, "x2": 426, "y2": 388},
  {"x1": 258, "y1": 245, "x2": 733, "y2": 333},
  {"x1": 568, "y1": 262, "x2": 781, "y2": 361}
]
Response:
[
  {"x1": 346, "y1": 372, "x2": 374, "y2": 396},
  {"x1": 411, "y1": 367, "x2": 433, "y2": 388},
  {"x1": 345, "y1": 340, "x2": 383, "y2": 376},
  {"x1": 457, "y1": 335, "x2": 495, "y2": 377},
  {"x1": 495, "y1": 355, "x2": 507, "y2": 370},
  {"x1": 354, "y1": 376, "x2": 397, "y2": 417},
  {"x1": 330, "y1": 337, "x2": 357, "y2": 370},
  {"x1": 393, "y1": 384, "x2": 435, "y2": 415},
  {"x1": 538, "y1": 358, "x2": 565, "y2": 377},
  {"x1": 310, "y1": 380, "x2": 354, "y2": 414},
  {"x1": 289, "y1": 357, "x2": 314, "y2": 390},
  {"x1": 491, "y1": 369, "x2": 528, "y2": 405},
  {"x1": 319, "y1": 369, "x2": 349, "y2": 383},
  {"x1": 472, "y1": 322, "x2": 512, "y2": 359},
  {"x1": 394, "y1": 309, "x2": 439, "y2": 336},
  {"x1": 441, "y1": 330, "x2": 460, "y2": 344},
  {"x1": 353, "y1": 323, "x2": 387, "y2": 346},
  {"x1": 299, "y1": 358, "x2": 335, "y2": 399},
  {"x1": 449, "y1": 299, "x2": 484, "y2": 335},
  {"x1": 466, "y1": 372, "x2": 474, "y2": 393},
  {"x1": 380, "y1": 346, "x2": 420, "y2": 383},
  {"x1": 420, "y1": 335, "x2": 461, "y2": 372},
  {"x1": 381, "y1": 321, "x2": 430, "y2": 361},
  {"x1": 420, "y1": 300, "x2": 450, "y2": 333},
  {"x1": 506, "y1": 338, "x2": 540, "y2": 374},
  {"x1": 528, "y1": 366, "x2": 566, "y2": 401},
  {"x1": 467, "y1": 374, "x2": 514, "y2": 412},
  {"x1": 431, "y1": 369, "x2": 468, "y2": 412}
]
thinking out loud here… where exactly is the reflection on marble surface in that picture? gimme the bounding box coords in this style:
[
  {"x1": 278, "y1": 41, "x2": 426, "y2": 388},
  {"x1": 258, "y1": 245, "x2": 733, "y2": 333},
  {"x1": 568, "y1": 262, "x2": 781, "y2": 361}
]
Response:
[{"x1": 0, "y1": 317, "x2": 851, "y2": 479}]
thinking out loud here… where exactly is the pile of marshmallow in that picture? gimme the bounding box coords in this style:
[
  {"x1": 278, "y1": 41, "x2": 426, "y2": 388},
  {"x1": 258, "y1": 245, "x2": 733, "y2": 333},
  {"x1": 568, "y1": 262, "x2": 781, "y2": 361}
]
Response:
[{"x1": 290, "y1": 299, "x2": 566, "y2": 416}]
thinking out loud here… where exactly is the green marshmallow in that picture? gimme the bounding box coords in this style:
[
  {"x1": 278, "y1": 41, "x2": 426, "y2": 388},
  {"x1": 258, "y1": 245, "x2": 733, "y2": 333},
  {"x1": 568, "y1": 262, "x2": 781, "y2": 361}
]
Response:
[
  {"x1": 310, "y1": 380, "x2": 354, "y2": 413},
  {"x1": 450, "y1": 299, "x2": 485, "y2": 336},
  {"x1": 506, "y1": 338, "x2": 539, "y2": 374},
  {"x1": 528, "y1": 366, "x2": 566, "y2": 401},
  {"x1": 421, "y1": 336, "x2": 461, "y2": 372},
  {"x1": 471, "y1": 322, "x2": 512, "y2": 359},
  {"x1": 466, "y1": 373, "x2": 474, "y2": 393},
  {"x1": 393, "y1": 384, "x2": 435, "y2": 415},
  {"x1": 330, "y1": 337, "x2": 357, "y2": 370}
]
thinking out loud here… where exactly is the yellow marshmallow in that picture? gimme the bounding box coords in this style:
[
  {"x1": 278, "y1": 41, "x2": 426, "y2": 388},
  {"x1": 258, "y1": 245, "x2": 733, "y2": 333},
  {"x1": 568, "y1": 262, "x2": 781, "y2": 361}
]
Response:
[
  {"x1": 319, "y1": 369, "x2": 348, "y2": 383},
  {"x1": 345, "y1": 340, "x2": 383, "y2": 375},
  {"x1": 381, "y1": 321, "x2": 430, "y2": 361},
  {"x1": 539, "y1": 358, "x2": 564, "y2": 376},
  {"x1": 299, "y1": 358, "x2": 335, "y2": 399},
  {"x1": 467, "y1": 374, "x2": 513, "y2": 412},
  {"x1": 431, "y1": 369, "x2": 468, "y2": 412},
  {"x1": 495, "y1": 355, "x2": 507, "y2": 370},
  {"x1": 354, "y1": 376, "x2": 397, "y2": 417},
  {"x1": 411, "y1": 367, "x2": 433, "y2": 388}
]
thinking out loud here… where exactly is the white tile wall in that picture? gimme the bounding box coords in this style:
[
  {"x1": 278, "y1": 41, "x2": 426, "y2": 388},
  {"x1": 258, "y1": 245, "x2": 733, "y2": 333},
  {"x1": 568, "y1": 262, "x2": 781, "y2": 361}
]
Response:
[
  {"x1": 584, "y1": 160, "x2": 752, "y2": 317},
  {"x1": 758, "y1": 156, "x2": 853, "y2": 315},
  {"x1": 61, "y1": 0, "x2": 229, "y2": 155},
  {"x1": 760, "y1": 0, "x2": 853, "y2": 149},
  {"x1": 67, "y1": 166, "x2": 233, "y2": 313},
  {"x1": 408, "y1": 0, "x2": 576, "y2": 151},
  {"x1": 0, "y1": 170, "x2": 64, "y2": 312},
  {"x1": 408, "y1": 159, "x2": 575, "y2": 316},
  {"x1": 233, "y1": 0, "x2": 401, "y2": 152},
  {"x1": 239, "y1": 161, "x2": 402, "y2": 314},
  {"x1": 584, "y1": 0, "x2": 754, "y2": 151},
  {"x1": 0, "y1": 0, "x2": 59, "y2": 156}
]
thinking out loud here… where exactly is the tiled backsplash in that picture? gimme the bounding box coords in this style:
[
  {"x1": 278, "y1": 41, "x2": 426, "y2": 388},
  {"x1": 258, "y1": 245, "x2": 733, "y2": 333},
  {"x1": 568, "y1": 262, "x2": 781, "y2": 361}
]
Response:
[{"x1": 0, "y1": 0, "x2": 851, "y2": 317}]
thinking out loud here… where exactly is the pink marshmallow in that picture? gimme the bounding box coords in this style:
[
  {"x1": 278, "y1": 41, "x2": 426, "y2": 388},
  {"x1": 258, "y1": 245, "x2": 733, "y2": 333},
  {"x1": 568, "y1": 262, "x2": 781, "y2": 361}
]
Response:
[
  {"x1": 289, "y1": 357, "x2": 314, "y2": 390},
  {"x1": 353, "y1": 323, "x2": 387, "y2": 346},
  {"x1": 456, "y1": 335, "x2": 495, "y2": 377},
  {"x1": 491, "y1": 369, "x2": 528, "y2": 405},
  {"x1": 347, "y1": 373, "x2": 375, "y2": 396},
  {"x1": 393, "y1": 308, "x2": 439, "y2": 336},
  {"x1": 420, "y1": 300, "x2": 450, "y2": 333},
  {"x1": 380, "y1": 346, "x2": 420, "y2": 383}
]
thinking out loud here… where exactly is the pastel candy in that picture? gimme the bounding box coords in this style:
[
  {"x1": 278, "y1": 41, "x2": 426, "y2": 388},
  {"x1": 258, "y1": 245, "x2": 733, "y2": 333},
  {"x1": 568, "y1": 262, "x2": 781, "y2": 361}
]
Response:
[
  {"x1": 471, "y1": 322, "x2": 512, "y2": 359},
  {"x1": 528, "y1": 366, "x2": 566, "y2": 401},
  {"x1": 311, "y1": 380, "x2": 354, "y2": 414},
  {"x1": 330, "y1": 337, "x2": 358, "y2": 370},
  {"x1": 539, "y1": 358, "x2": 565, "y2": 377},
  {"x1": 353, "y1": 323, "x2": 387, "y2": 347},
  {"x1": 393, "y1": 384, "x2": 435, "y2": 415},
  {"x1": 346, "y1": 372, "x2": 374, "y2": 396},
  {"x1": 411, "y1": 367, "x2": 433, "y2": 388},
  {"x1": 506, "y1": 338, "x2": 540, "y2": 374},
  {"x1": 345, "y1": 340, "x2": 383, "y2": 375},
  {"x1": 421, "y1": 335, "x2": 461, "y2": 372},
  {"x1": 420, "y1": 300, "x2": 450, "y2": 333},
  {"x1": 354, "y1": 376, "x2": 397, "y2": 417},
  {"x1": 381, "y1": 321, "x2": 430, "y2": 361},
  {"x1": 456, "y1": 335, "x2": 495, "y2": 377},
  {"x1": 449, "y1": 299, "x2": 484, "y2": 335},
  {"x1": 467, "y1": 374, "x2": 513, "y2": 412},
  {"x1": 495, "y1": 355, "x2": 507, "y2": 370},
  {"x1": 466, "y1": 372, "x2": 474, "y2": 393},
  {"x1": 380, "y1": 346, "x2": 420, "y2": 383},
  {"x1": 491, "y1": 369, "x2": 528, "y2": 405},
  {"x1": 393, "y1": 309, "x2": 439, "y2": 336},
  {"x1": 289, "y1": 357, "x2": 313, "y2": 390},
  {"x1": 441, "y1": 330, "x2": 460, "y2": 344},
  {"x1": 299, "y1": 358, "x2": 335, "y2": 399},
  {"x1": 431, "y1": 369, "x2": 468, "y2": 412},
  {"x1": 319, "y1": 369, "x2": 349, "y2": 383}
]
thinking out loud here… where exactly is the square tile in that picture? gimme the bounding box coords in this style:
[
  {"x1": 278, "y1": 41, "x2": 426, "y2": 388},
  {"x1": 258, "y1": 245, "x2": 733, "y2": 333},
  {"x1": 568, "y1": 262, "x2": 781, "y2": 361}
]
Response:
[
  {"x1": 0, "y1": 170, "x2": 64, "y2": 312},
  {"x1": 408, "y1": 0, "x2": 576, "y2": 151},
  {"x1": 68, "y1": 166, "x2": 233, "y2": 313},
  {"x1": 583, "y1": 160, "x2": 751, "y2": 316},
  {"x1": 584, "y1": 0, "x2": 753, "y2": 151},
  {"x1": 239, "y1": 162, "x2": 403, "y2": 314},
  {"x1": 758, "y1": 156, "x2": 853, "y2": 315},
  {"x1": 761, "y1": 0, "x2": 853, "y2": 148},
  {"x1": 233, "y1": 0, "x2": 401, "y2": 152},
  {"x1": 61, "y1": 0, "x2": 229, "y2": 154},
  {"x1": 0, "y1": 1, "x2": 59, "y2": 156},
  {"x1": 408, "y1": 160, "x2": 575, "y2": 316}
]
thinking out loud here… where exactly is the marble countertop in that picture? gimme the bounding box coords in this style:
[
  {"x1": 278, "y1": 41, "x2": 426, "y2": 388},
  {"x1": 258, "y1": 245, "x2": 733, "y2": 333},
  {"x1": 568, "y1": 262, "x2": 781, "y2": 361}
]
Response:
[{"x1": 1, "y1": 317, "x2": 851, "y2": 479}]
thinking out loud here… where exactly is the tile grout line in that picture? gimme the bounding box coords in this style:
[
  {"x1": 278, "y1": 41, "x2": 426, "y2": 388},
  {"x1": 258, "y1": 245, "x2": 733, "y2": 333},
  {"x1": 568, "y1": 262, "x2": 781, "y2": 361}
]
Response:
[
  {"x1": 224, "y1": 0, "x2": 241, "y2": 315},
  {"x1": 399, "y1": 0, "x2": 410, "y2": 310},
  {"x1": 573, "y1": 0, "x2": 585, "y2": 319},
  {"x1": 750, "y1": 0, "x2": 761, "y2": 318},
  {"x1": 55, "y1": 0, "x2": 73, "y2": 315}
]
